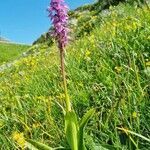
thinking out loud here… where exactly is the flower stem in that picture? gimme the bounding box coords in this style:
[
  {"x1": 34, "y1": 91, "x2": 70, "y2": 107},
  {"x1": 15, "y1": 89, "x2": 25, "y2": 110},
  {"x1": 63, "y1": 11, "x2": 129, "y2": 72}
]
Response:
[{"x1": 60, "y1": 47, "x2": 71, "y2": 112}]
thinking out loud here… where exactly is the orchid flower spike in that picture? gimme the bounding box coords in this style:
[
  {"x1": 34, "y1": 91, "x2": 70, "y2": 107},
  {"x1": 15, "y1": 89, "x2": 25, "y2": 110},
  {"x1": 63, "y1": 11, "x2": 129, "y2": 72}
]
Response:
[{"x1": 48, "y1": 0, "x2": 69, "y2": 49}]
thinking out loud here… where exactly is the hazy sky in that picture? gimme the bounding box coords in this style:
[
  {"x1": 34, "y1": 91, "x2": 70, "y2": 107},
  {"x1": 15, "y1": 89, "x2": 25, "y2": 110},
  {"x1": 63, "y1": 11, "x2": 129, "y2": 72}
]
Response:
[{"x1": 0, "y1": 0, "x2": 94, "y2": 44}]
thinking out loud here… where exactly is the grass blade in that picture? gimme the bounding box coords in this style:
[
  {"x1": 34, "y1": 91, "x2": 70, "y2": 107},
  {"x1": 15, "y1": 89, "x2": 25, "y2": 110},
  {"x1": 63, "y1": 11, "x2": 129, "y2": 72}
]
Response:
[
  {"x1": 78, "y1": 108, "x2": 95, "y2": 150},
  {"x1": 117, "y1": 127, "x2": 150, "y2": 143}
]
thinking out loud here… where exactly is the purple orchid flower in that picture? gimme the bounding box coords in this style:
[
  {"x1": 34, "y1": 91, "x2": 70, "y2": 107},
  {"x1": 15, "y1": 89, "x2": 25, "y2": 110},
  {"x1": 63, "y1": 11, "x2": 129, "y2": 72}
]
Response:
[{"x1": 48, "y1": 0, "x2": 69, "y2": 49}]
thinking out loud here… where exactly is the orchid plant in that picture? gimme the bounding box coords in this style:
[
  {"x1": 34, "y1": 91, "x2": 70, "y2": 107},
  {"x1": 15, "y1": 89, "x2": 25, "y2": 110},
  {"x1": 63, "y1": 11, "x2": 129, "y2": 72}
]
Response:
[{"x1": 26, "y1": 0, "x2": 95, "y2": 149}]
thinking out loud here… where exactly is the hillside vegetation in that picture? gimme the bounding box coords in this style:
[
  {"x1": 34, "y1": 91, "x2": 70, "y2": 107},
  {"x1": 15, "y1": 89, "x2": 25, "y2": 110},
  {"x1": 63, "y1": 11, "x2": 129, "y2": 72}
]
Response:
[
  {"x1": 0, "y1": 43, "x2": 30, "y2": 65},
  {"x1": 0, "y1": 3, "x2": 150, "y2": 150}
]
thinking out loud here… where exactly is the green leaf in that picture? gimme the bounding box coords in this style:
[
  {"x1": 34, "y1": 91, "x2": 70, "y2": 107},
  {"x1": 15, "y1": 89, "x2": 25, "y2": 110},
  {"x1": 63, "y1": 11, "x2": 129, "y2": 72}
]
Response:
[
  {"x1": 79, "y1": 108, "x2": 95, "y2": 129},
  {"x1": 65, "y1": 111, "x2": 79, "y2": 150},
  {"x1": 78, "y1": 108, "x2": 95, "y2": 150},
  {"x1": 26, "y1": 139, "x2": 53, "y2": 150}
]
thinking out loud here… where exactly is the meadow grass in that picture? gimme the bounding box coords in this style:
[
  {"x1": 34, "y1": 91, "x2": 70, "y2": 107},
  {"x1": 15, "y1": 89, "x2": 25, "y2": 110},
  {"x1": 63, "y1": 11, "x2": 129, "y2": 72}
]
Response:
[
  {"x1": 0, "y1": 4, "x2": 150, "y2": 150},
  {"x1": 0, "y1": 42, "x2": 30, "y2": 65}
]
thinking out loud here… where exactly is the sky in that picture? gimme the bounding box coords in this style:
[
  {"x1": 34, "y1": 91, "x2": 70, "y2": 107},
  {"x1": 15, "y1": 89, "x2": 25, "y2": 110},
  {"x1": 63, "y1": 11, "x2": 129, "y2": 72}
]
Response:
[{"x1": 0, "y1": 0, "x2": 94, "y2": 45}]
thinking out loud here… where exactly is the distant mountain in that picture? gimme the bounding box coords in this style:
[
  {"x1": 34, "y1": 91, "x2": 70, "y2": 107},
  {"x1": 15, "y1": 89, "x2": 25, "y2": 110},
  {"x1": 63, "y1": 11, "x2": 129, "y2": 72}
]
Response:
[{"x1": 0, "y1": 37, "x2": 10, "y2": 43}]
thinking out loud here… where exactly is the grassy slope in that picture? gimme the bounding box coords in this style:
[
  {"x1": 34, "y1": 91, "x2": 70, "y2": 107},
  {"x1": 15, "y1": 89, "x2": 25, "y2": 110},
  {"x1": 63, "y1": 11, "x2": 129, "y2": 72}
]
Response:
[
  {"x1": 0, "y1": 42, "x2": 30, "y2": 65},
  {"x1": 0, "y1": 4, "x2": 150, "y2": 150}
]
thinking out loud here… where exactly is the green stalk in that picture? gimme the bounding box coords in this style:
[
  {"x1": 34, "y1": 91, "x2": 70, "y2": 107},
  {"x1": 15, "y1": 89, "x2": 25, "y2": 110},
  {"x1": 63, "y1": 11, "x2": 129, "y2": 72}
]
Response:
[
  {"x1": 60, "y1": 47, "x2": 78, "y2": 150},
  {"x1": 60, "y1": 47, "x2": 71, "y2": 112}
]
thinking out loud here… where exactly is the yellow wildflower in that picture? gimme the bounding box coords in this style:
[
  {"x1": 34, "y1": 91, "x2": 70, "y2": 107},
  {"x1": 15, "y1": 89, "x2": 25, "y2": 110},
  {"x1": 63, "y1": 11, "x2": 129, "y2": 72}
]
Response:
[
  {"x1": 85, "y1": 50, "x2": 91, "y2": 57},
  {"x1": 84, "y1": 50, "x2": 91, "y2": 61},
  {"x1": 12, "y1": 131, "x2": 26, "y2": 149},
  {"x1": 32, "y1": 123, "x2": 41, "y2": 129},
  {"x1": 114, "y1": 66, "x2": 122, "y2": 73},
  {"x1": 132, "y1": 112, "x2": 137, "y2": 118}
]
